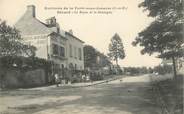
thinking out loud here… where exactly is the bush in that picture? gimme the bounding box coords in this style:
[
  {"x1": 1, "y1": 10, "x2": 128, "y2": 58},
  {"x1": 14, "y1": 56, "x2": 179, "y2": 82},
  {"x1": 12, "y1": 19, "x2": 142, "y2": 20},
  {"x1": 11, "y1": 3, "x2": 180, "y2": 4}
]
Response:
[
  {"x1": 90, "y1": 72, "x2": 104, "y2": 81},
  {"x1": 153, "y1": 65, "x2": 173, "y2": 75},
  {"x1": 0, "y1": 56, "x2": 52, "y2": 72}
]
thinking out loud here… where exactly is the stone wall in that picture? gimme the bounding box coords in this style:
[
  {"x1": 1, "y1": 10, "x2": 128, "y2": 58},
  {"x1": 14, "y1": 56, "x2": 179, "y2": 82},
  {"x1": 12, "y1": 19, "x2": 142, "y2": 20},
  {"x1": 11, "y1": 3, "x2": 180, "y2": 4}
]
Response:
[{"x1": 0, "y1": 69, "x2": 46, "y2": 88}]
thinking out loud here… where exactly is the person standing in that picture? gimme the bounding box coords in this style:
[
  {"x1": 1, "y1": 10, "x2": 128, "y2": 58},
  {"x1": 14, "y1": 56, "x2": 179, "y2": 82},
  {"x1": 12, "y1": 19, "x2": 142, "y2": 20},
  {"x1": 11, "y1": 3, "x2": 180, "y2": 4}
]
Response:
[{"x1": 54, "y1": 73, "x2": 60, "y2": 87}]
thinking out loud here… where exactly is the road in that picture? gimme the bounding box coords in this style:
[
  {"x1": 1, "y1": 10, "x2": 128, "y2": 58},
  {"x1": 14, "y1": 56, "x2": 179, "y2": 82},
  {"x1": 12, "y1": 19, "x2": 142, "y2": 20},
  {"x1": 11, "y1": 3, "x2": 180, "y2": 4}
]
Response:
[{"x1": 0, "y1": 75, "x2": 164, "y2": 114}]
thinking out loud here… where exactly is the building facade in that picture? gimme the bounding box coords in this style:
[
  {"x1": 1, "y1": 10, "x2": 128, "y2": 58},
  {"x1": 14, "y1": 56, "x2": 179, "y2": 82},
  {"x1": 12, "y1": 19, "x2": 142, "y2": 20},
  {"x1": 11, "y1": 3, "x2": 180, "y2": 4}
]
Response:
[{"x1": 15, "y1": 5, "x2": 84, "y2": 73}]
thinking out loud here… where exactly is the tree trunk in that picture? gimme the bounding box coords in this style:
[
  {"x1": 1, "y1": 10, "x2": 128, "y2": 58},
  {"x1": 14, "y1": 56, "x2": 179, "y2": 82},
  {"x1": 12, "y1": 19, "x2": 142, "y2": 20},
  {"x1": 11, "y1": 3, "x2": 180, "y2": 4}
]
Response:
[
  {"x1": 172, "y1": 56, "x2": 177, "y2": 79},
  {"x1": 116, "y1": 58, "x2": 118, "y2": 66},
  {"x1": 0, "y1": 68, "x2": 6, "y2": 89}
]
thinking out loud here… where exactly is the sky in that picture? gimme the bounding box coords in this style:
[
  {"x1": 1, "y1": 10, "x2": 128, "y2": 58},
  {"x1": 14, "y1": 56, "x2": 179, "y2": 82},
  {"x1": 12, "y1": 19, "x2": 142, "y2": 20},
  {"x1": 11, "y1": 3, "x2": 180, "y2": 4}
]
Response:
[{"x1": 0, "y1": 0, "x2": 162, "y2": 67}]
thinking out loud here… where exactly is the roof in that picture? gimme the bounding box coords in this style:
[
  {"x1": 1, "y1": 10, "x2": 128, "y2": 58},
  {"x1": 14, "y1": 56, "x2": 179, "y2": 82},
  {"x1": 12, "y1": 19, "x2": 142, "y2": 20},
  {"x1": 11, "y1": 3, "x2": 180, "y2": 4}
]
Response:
[
  {"x1": 65, "y1": 32, "x2": 85, "y2": 43},
  {"x1": 50, "y1": 32, "x2": 67, "y2": 40},
  {"x1": 15, "y1": 5, "x2": 84, "y2": 43},
  {"x1": 15, "y1": 17, "x2": 67, "y2": 38},
  {"x1": 15, "y1": 15, "x2": 53, "y2": 36}
]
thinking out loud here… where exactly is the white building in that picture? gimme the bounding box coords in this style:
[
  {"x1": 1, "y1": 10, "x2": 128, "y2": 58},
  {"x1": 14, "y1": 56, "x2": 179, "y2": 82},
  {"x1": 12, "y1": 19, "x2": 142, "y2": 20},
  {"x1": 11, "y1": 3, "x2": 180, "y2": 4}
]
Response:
[{"x1": 15, "y1": 5, "x2": 84, "y2": 73}]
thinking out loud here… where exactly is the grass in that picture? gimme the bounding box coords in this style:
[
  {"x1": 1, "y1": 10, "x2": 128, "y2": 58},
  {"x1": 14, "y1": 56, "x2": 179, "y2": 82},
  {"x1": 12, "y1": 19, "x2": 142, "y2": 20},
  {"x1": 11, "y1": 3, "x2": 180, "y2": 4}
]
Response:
[{"x1": 151, "y1": 74, "x2": 183, "y2": 114}]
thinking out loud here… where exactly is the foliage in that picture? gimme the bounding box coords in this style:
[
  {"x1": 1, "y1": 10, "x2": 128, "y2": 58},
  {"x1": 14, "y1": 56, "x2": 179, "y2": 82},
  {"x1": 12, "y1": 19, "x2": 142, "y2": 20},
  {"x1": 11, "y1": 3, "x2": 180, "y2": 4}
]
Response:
[
  {"x1": 132, "y1": 19, "x2": 183, "y2": 55},
  {"x1": 158, "y1": 49, "x2": 184, "y2": 59},
  {"x1": 0, "y1": 20, "x2": 36, "y2": 57},
  {"x1": 132, "y1": 0, "x2": 183, "y2": 56},
  {"x1": 132, "y1": 0, "x2": 183, "y2": 76},
  {"x1": 108, "y1": 33, "x2": 125, "y2": 65},
  {"x1": 124, "y1": 67, "x2": 149, "y2": 75},
  {"x1": 110, "y1": 65, "x2": 123, "y2": 75},
  {"x1": 153, "y1": 65, "x2": 173, "y2": 75},
  {"x1": 84, "y1": 45, "x2": 111, "y2": 69},
  {"x1": 90, "y1": 72, "x2": 104, "y2": 81},
  {"x1": 138, "y1": 0, "x2": 183, "y2": 18},
  {"x1": 96, "y1": 52, "x2": 112, "y2": 68},
  {"x1": 0, "y1": 56, "x2": 52, "y2": 73},
  {"x1": 83, "y1": 45, "x2": 98, "y2": 68}
]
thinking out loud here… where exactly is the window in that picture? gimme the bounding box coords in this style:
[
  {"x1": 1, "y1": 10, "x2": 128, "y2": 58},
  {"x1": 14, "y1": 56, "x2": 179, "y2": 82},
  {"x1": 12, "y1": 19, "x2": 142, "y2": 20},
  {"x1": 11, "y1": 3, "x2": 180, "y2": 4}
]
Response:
[
  {"x1": 75, "y1": 64, "x2": 77, "y2": 70},
  {"x1": 74, "y1": 47, "x2": 77, "y2": 59},
  {"x1": 61, "y1": 64, "x2": 64, "y2": 70},
  {"x1": 52, "y1": 44, "x2": 59, "y2": 55},
  {"x1": 59, "y1": 46, "x2": 65, "y2": 57},
  {"x1": 69, "y1": 63, "x2": 74, "y2": 70},
  {"x1": 54, "y1": 63, "x2": 60, "y2": 73},
  {"x1": 69, "y1": 44, "x2": 72, "y2": 57},
  {"x1": 78, "y1": 48, "x2": 82, "y2": 60}
]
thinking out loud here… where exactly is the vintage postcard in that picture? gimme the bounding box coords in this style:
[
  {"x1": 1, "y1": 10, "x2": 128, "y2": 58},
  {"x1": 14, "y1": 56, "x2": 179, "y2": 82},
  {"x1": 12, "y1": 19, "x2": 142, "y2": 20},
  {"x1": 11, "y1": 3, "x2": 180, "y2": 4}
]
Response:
[{"x1": 0, "y1": 0, "x2": 183, "y2": 114}]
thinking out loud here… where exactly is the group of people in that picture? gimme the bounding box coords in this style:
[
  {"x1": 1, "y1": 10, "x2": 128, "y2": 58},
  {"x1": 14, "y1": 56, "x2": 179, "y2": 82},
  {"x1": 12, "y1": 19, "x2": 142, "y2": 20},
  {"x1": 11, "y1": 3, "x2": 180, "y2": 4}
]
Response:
[
  {"x1": 54, "y1": 73, "x2": 66, "y2": 87},
  {"x1": 54, "y1": 71, "x2": 88, "y2": 87}
]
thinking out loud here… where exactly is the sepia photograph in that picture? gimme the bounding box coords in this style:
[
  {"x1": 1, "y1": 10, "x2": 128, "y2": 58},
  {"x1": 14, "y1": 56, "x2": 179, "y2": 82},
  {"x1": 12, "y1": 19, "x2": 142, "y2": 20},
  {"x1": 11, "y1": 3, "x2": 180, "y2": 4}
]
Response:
[{"x1": 0, "y1": 0, "x2": 183, "y2": 114}]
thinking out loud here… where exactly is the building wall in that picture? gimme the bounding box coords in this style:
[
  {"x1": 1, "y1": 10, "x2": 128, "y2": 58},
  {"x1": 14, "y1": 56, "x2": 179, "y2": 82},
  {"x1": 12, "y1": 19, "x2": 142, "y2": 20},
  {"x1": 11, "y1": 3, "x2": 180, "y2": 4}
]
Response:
[
  {"x1": 22, "y1": 33, "x2": 84, "y2": 71},
  {"x1": 22, "y1": 34, "x2": 49, "y2": 59},
  {"x1": 66, "y1": 34, "x2": 84, "y2": 70},
  {"x1": 48, "y1": 34, "x2": 67, "y2": 68},
  {"x1": 15, "y1": 5, "x2": 85, "y2": 77}
]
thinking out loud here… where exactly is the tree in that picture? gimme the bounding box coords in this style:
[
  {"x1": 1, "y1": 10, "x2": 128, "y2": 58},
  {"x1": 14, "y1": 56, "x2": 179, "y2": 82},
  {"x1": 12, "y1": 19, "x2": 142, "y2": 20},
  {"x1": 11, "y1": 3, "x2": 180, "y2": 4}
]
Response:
[
  {"x1": 153, "y1": 65, "x2": 173, "y2": 75},
  {"x1": 96, "y1": 52, "x2": 112, "y2": 68},
  {"x1": 84, "y1": 45, "x2": 111, "y2": 70},
  {"x1": 132, "y1": 0, "x2": 183, "y2": 77},
  {"x1": 108, "y1": 33, "x2": 125, "y2": 65},
  {"x1": 83, "y1": 45, "x2": 98, "y2": 69},
  {"x1": 0, "y1": 20, "x2": 37, "y2": 89},
  {"x1": 0, "y1": 20, "x2": 36, "y2": 57}
]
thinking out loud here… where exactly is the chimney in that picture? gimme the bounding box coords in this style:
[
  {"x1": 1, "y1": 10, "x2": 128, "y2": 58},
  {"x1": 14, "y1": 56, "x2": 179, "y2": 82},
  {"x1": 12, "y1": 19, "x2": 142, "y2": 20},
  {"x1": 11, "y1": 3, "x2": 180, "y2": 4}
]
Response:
[
  {"x1": 69, "y1": 29, "x2": 73, "y2": 35},
  {"x1": 27, "y1": 5, "x2": 36, "y2": 17},
  {"x1": 46, "y1": 17, "x2": 56, "y2": 27}
]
